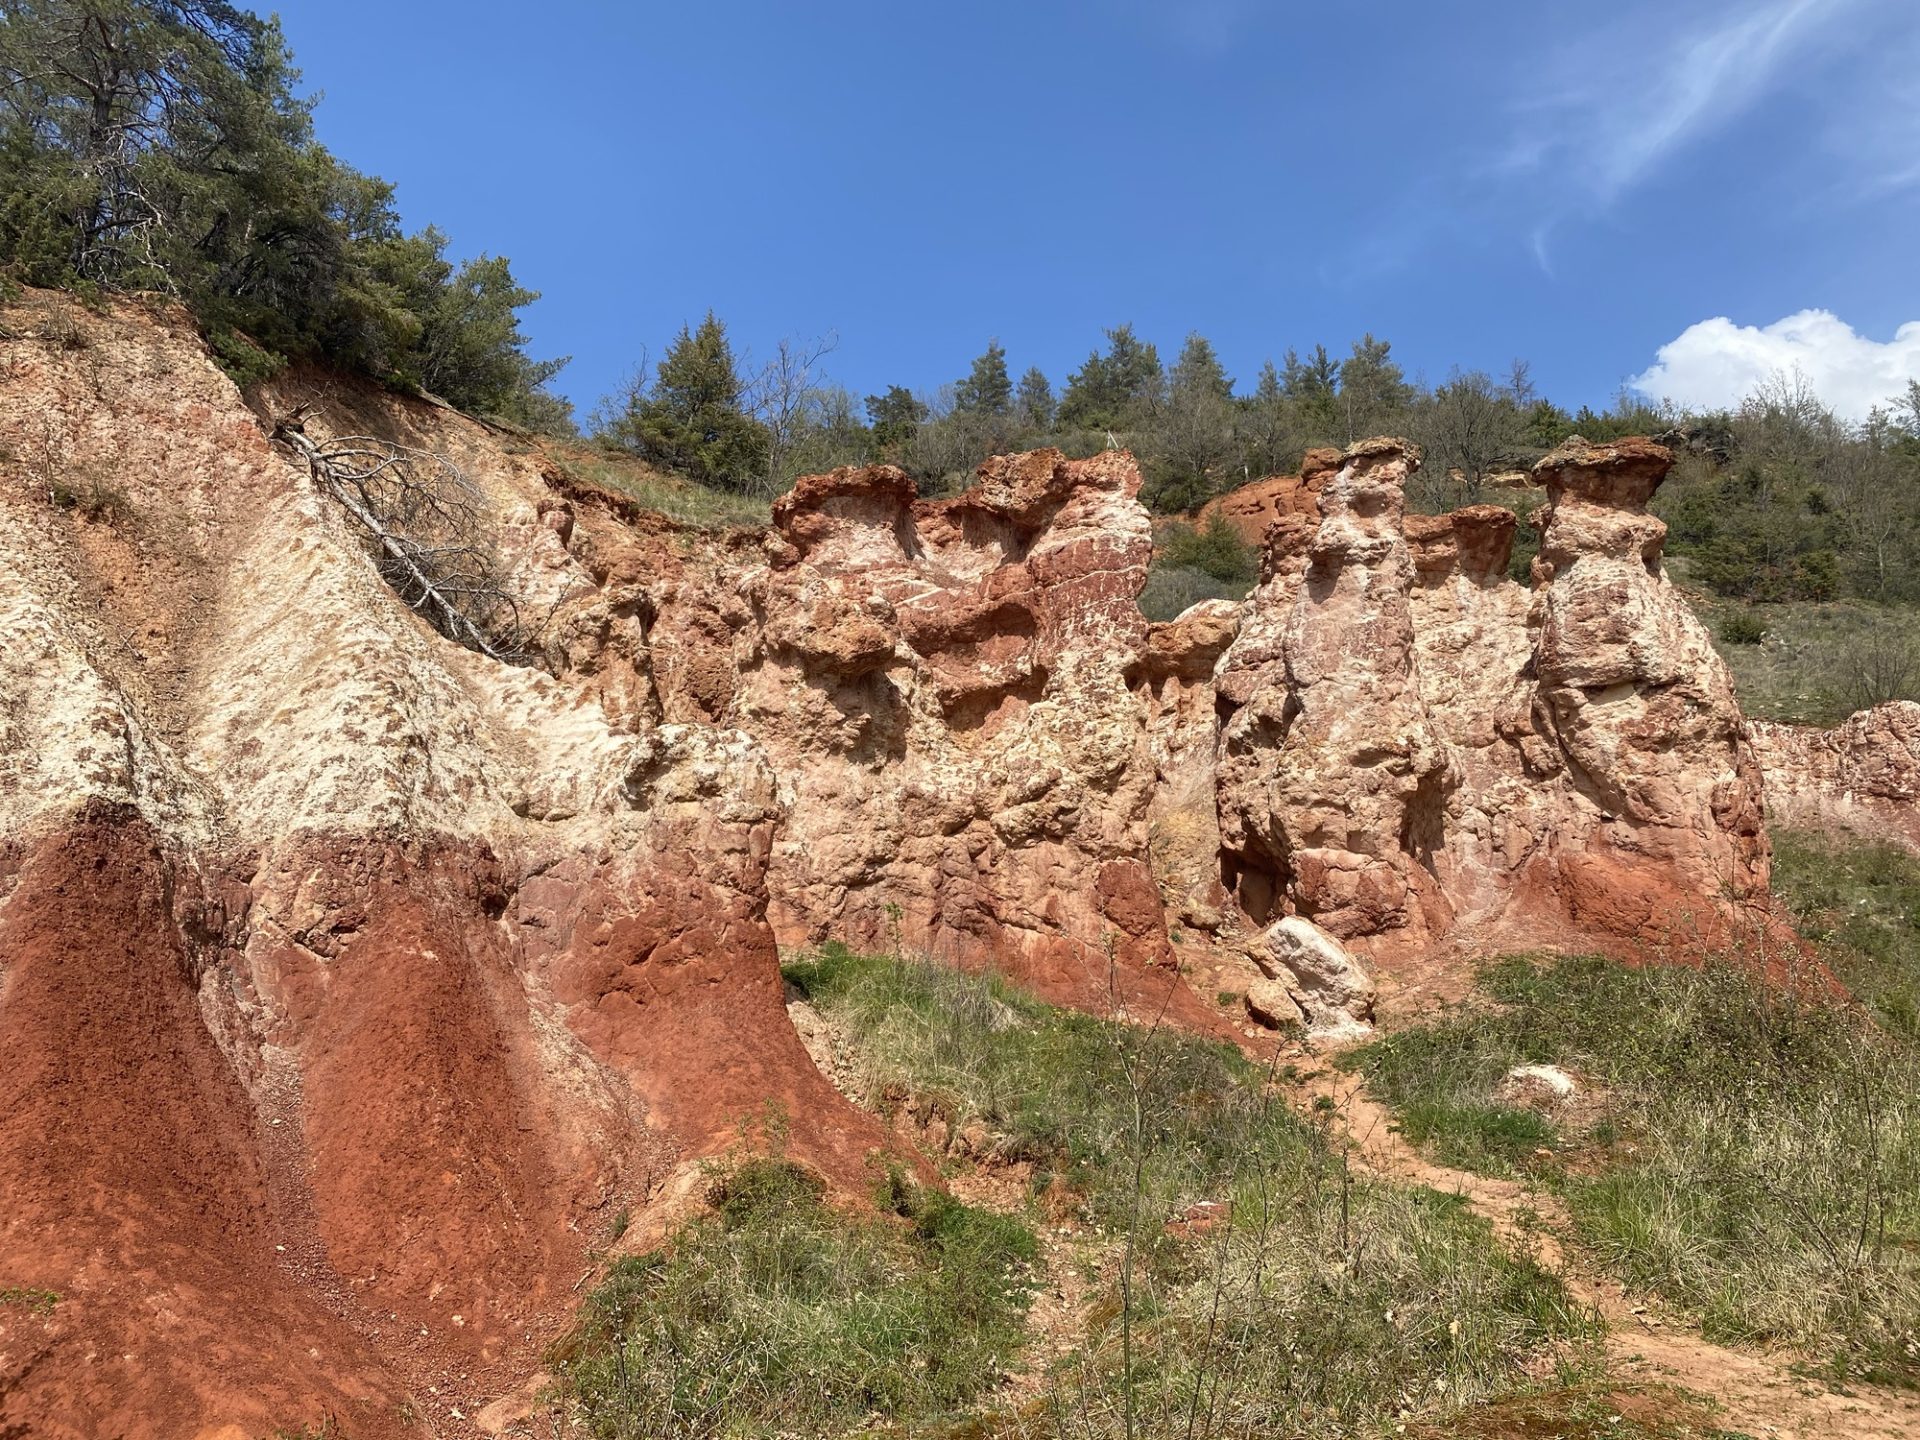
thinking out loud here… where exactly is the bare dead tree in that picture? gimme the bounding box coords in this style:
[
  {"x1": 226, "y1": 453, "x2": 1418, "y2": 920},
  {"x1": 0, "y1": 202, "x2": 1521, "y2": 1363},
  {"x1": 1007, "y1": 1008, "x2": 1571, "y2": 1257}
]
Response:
[
  {"x1": 741, "y1": 332, "x2": 837, "y2": 494},
  {"x1": 272, "y1": 409, "x2": 524, "y2": 661}
]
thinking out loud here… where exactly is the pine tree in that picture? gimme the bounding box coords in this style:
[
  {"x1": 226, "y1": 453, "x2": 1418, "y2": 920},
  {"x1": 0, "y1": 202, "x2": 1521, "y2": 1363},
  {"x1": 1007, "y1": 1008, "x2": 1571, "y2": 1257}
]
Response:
[
  {"x1": 1169, "y1": 333, "x2": 1234, "y2": 402},
  {"x1": 1145, "y1": 332, "x2": 1237, "y2": 512},
  {"x1": 955, "y1": 340, "x2": 1012, "y2": 415},
  {"x1": 1059, "y1": 325, "x2": 1164, "y2": 430},
  {"x1": 1281, "y1": 343, "x2": 1340, "y2": 436},
  {"x1": 614, "y1": 313, "x2": 771, "y2": 491},
  {"x1": 865, "y1": 384, "x2": 929, "y2": 455},
  {"x1": 1015, "y1": 367, "x2": 1055, "y2": 430},
  {"x1": 1336, "y1": 333, "x2": 1412, "y2": 442}
]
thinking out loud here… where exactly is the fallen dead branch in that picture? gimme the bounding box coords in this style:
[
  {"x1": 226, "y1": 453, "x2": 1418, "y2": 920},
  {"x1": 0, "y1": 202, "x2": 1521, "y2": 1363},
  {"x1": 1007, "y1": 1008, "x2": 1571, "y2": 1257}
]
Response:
[{"x1": 272, "y1": 408, "x2": 524, "y2": 661}]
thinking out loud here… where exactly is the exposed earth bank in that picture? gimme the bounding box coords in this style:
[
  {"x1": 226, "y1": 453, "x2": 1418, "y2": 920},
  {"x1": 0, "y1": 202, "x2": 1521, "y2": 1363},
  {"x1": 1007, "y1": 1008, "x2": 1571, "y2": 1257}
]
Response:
[{"x1": 0, "y1": 291, "x2": 1896, "y2": 1437}]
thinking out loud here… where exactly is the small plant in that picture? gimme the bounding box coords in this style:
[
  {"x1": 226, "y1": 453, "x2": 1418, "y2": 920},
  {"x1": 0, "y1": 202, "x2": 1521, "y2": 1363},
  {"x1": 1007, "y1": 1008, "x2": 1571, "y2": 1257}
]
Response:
[
  {"x1": 0, "y1": 1285, "x2": 60, "y2": 1317},
  {"x1": 555, "y1": 1156, "x2": 1036, "y2": 1438},
  {"x1": 1718, "y1": 609, "x2": 1767, "y2": 645},
  {"x1": 209, "y1": 326, "x2": 288, "y2": 389}
]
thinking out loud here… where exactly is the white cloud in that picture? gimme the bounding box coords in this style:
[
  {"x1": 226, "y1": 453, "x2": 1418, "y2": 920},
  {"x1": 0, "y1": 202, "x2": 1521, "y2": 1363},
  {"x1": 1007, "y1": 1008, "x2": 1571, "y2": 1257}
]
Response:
[{"x1": 1630, "y1": 311, "x2": 1920, "y2": 421}]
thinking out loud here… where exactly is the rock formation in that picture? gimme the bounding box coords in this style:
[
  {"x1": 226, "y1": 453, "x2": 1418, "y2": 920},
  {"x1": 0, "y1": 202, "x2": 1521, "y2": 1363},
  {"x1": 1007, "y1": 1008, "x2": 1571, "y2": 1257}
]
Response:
[
  {"x1": 0, "y1": 292, "x2": 1834, "y2": 1438},
  {"x1": 1751, "y1": 702, "x2": 1920, "y2": 852},
  {"x1": 1206, "y1": 433, "x2": 1772, "y2": 1007},
  {"x1": 1192, "y1": 445, "x2": 1339, "y2": 546}
]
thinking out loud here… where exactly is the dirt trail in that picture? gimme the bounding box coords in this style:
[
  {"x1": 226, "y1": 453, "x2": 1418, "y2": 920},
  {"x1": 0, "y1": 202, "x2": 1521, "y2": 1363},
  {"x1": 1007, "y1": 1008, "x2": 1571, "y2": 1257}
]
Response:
[{"x1": 1300, "y1": 1066, "x2": 1920, "y2": 1440}]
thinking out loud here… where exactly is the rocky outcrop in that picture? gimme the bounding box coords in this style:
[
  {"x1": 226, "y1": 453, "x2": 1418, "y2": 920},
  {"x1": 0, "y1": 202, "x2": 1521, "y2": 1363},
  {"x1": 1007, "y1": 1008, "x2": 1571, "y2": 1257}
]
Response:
[
  {"x1": 0, "y1": 294, "x2": 891, "y2": 1439},
  {"x1": 744, "y1": 449, "x2": 1193, "y2": 1007},
  {"x1": 0, "y1": 293, "x2": 1818, "y2": 1437},
  {"x1": 1216, "y1": 439, "x2": 1455, "y2": 949},
  {"x1": 1209, "y1": 433, "x2": 1771, "y2": 997},
  {"x1": 1193, "y1": 446, "x2": 1340, "y2": 546},
  {"x1": 1524, "y1": 437, "x2": 1769, "y2": 939},
  {"x1": 1751, "y1": 702, "x2": 1920, "y2": 852}
]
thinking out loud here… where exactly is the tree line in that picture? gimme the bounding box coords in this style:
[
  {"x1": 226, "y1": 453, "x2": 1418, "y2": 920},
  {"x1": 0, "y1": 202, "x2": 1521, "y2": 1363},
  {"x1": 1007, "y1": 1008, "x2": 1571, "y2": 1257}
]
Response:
[
  {"x1": 10, "y1": 6, "x2": 1919, "y2": 617},
  {"x1": 596, "y1": 313, "x2": 1920, "y2": 616},
  {"x1": 0, "y1": 0, "x2": 573, "y2": 431},
  {"x1": 594, "y1": 312, "x2": 1651, "y2": 512}
]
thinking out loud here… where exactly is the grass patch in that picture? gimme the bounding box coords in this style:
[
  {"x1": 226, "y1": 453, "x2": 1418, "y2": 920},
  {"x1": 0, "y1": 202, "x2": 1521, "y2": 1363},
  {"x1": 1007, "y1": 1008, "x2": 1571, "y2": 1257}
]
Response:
[
  {"x1": 1772, "y1": 826, "x2": 1920, "y2": 1040},
  {"x1": 787, "y1": 945, "x2": 1593, "y2": 1438},
  {"x1": 554, "y1": 1157, "x2": 1037, "y2": 1438},
  {"x1": 1408, "y1": 1384, "x2": 1752, "y2": 1440},
  {"x1": 548, "y1": 448, "x2": 772, "y2": 531},
  {"x1": 1349, "y1": 954, "x2": 1920, "y2": 1386},
  {"x1": 1674, "y1": 575, "x2": 1920, "y2": 724}
]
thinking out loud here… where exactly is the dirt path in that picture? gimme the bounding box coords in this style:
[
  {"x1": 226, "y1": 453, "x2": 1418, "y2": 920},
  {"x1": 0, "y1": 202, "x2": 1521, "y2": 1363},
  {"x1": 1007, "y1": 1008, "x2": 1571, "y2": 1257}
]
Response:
[{"x1": 1299, "y1": 1066, "x2": 1920, "y2": 1440}]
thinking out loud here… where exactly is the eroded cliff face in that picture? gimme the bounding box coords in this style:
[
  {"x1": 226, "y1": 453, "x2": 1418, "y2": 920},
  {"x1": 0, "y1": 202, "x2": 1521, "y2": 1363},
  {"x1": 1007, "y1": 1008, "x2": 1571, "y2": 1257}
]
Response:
[
  {"x1": 1200, "y1": 435, "x2": 1770, "y2": 992},
  {"x1": 0, "y1": 293, "x2": 1822, "y2": 1438},
  {"x1": 1751, "y1": 702, "x2": 1920, "y2": 853}
]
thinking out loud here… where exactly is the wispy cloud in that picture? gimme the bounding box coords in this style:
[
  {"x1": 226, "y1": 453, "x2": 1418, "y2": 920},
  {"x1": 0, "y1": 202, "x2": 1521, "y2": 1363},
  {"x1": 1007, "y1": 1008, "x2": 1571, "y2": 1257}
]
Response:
[
  {"x1": 1493, "y1": 0, "x2": 1917, "y2": 264},
  {"x1": 1507, "y1": 0, "x2": 1845, "y2": 206}
]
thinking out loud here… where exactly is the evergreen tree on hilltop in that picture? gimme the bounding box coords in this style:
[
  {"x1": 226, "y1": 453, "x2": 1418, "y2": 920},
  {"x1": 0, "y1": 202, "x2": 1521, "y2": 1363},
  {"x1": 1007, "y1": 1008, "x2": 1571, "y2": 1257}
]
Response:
[
  {"x1": 614, "y1": 313, "x2": 770, "y2": 491},
  {"x1": 955, "y1": 340, "x2": 1012, "y2": 415},
  {"x1": 0, "y1": 0, "x2": 570, "y2": 425},
  {"x1": 1015, "y1": 367, "x2": 1055, "y2": 430},
  {"x1": 1282, "y1": 343, "x2": 1341, "y2": 433},
  {"x1": 1169, "y1": 332, "x2": 1234, "y2": 402},
  {"x1": 865, "y1": 384, "x2": 929, "y2": 456},
  {"x1": 1058, "y1": 324, "x2": 1165, "y2": 431},
  {"x1": 1336, "y1": 333, "x2": 1413, "y2": 442}
]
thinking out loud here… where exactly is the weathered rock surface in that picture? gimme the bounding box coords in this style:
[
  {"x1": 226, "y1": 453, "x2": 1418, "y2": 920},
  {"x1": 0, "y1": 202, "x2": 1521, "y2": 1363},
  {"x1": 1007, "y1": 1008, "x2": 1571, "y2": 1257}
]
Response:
[
  {"x1": 1217, "y1": 439, "x2": 1455, "y2": 950},
  {"x1": 1209, "y1": 433, "x2": 1771, "y2": 985},
  {"x1": 1751, "y1": 702, "x2": 1920, "y2": 852},
  {"x1": 1193, "y1": 445, "x2": 1340, "y2": 546},
  {"x1": 0, "y1": 293, "x2": 1852, "y2": 1437}
]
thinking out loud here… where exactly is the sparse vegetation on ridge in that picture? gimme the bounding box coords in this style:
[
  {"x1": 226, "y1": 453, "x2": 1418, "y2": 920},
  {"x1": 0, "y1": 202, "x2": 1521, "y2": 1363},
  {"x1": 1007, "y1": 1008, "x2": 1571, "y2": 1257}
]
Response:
[{"x1": 1348, "y1": 946, "x2": 1920, "y2": 1387}]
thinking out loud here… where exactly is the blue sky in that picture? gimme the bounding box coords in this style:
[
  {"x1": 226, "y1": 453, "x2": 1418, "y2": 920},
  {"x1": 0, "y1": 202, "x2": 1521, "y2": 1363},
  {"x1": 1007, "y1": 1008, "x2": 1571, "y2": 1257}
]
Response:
[{"x1": 267, "y1": 0, "x2": 1920, "y2": 421}]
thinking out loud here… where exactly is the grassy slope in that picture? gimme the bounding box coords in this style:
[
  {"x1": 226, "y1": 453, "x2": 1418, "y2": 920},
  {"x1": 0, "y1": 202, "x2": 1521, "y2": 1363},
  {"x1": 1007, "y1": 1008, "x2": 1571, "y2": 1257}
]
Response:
[
  {"x1": 1347, "y1": 853, "x2": 1920, "y2": 1387},
  {"x1": 552, "y1": 945, "x2": 1592, "y2": 1439}
]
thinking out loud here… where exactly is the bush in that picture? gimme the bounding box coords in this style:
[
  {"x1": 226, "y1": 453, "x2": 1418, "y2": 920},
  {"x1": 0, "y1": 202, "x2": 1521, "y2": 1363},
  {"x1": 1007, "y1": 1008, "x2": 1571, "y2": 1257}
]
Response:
[
  {"x1": 1139, "y1": 563, "x2": 1246, "y2": 622},
  {"x1": 1350, "y1": 953, "x2": 1920, "y2": 1385},
  {"x1": 1157, "y1": 515, "x2": 1256, "y2": 586},
  {"x1": 556, "y1": 1156, "x2": 1036, "y2": 1437},
  {"x1": 1718, "y1": 610, "x2": 1767, "y2": 645},
  {"x1": 1821, "y1": 623, "x2": 1920, "y2": 715}
]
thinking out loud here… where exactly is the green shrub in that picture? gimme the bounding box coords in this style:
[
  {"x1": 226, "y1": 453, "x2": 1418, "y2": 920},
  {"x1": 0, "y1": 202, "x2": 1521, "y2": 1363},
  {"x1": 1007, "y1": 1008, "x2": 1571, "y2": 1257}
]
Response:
[
  {"x1": 1157, "y1": 514, "x2": 1256, "y2": 586},
  {"x1": 1718, "y1": 610, "x2": 1767, "y2": 645}
]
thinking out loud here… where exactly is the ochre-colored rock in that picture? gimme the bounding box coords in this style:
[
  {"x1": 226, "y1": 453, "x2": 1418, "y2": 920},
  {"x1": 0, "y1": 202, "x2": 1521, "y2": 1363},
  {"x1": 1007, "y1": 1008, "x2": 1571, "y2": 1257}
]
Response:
[
  {"x1": 0, "y1": 295, "x2": 1836, "y2": 1438},
  {"x1": 1216, "y1": 439, "x2": 1455, "y2": 950},
  {"x1": 1194, "y1": 445, "x2": 1341, "y2": 546},
  {"x1": 1210, "y1": 433, "x2": 1772, "y2": 984},
  {"x1": 1751, "y1": 702, "x2": 1920, "y2": 852}
]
